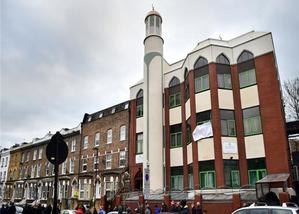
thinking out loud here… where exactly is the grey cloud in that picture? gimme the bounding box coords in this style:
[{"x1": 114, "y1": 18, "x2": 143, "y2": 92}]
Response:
[{"x1": 1, "y1": 0, "x2": 299, "y2": 148}]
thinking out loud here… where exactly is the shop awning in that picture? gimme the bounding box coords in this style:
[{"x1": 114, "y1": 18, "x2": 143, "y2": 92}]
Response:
[{"x1": 256, "y1": 173, "x2": 289, "y2": 184}]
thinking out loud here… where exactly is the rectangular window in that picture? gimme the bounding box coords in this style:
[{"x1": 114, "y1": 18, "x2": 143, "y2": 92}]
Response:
[
  {"x1": 200, "y1": 171, "x2": 216, "y2": 188},
  {"x1": 169, "y1": 85, "x2": 181, "y2": 109},
  {"x1": 136, "y1": 104, "x2": 143, "y2": 117},
  {"x1": 186, "y1": 119, "x2": 191, "y2": 145},
  {"x1": 82, "y1": 157, "x2": 87, "y2": 172},
  {"x1": 69, "y1": 159, "x2": 75, "y2": 174},
  {"x1": 136, "y1": 133, "x2": 143, "y2": 154},
  {"x1": 247, "y1": 158, "x2": 267, "y2": 186},
  {"x1": 119, "y1": 151, "x2": 126, "y2": 167},
  {"x1": 196, "y1": 110, "x2": 211, "y2": 125},
  {"x1": 195, "y1": 74, "x2": 210, "y2": 93},
  {"x1": 107, "y1": 129, "x2": 112, "y2": 144},
  {"x1": 171, "y1": 166, "x2": 183, "y2": 191},
  {"x1": 217, "y1": 73, "x2": 232, "y2": 89},
  {"x1": 62, "y1": 160, "x2": 67, "y2": 174},
  {"x1": 243, "y1": 106, "x2": 262, "y2": 136},
  {"x1": 185, "y1": 78, "x2": 190, "y2": 101},
  {"x1": 95, "y1": 132, "x2": 100, "y2": 146},
  {"x1": 83, "y1": 136, "x2": 88, "y2": 149},
  {"x1": 170, "y1": 124, "x2": 182, "y2": 148},
  {"x1": 188, "y1": 164, "x2": 194, "y2": 190},
  {"x1": 224, "y1": 160, "x2": 240, "y2": 188},
  {"x1": 239, "y1": 68, "x2": 256, "y2": 88},
  {"x1": 26, "y1": 153, "x2": 30, "y2": 162},
  {"x1": 120, "y1": 125, "x2": 126, "y2": 141},
  {"x1": 220, "y1": 110, "x2": 236, "y2": 136},
  {"x1": 21, "y1": 153, "x2": 25, "y2": 163},
  {"x1": 36, "y1": 164, "x2": 41, "y2": 177},
  {"x1": 33, "y1": 150, "x2": 37, "y2": 161},
  {"x1": 71, "y1": 140, "x2": 76, "y2": 152},
  {"x1": 106, "y1": 154, "x2": 112, "y2": 169},
  {"x1": 94, "y1": 156, "x2": 98, "y2": 170},
  {"x1": 38, "y1": 148, "x2": 43, "y2": 159},
  {"x1": 199, "y1": 160, "x2": 215, "y2": 188}
]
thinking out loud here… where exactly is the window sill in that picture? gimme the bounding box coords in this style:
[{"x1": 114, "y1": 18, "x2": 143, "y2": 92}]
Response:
[
  {"x1": 244, "y1": 132, "x2": 262, "y2": 137},
  {"x1": 169, "y1": 105, "x2": 181, "y2": 109},
  {"x1": 136, "y1": 116, "x2": 143, "y2": 119},
  {"x1": 195, "y1": 88, "x2": 210, "y2": 94},
  {"x1": 239, "y1": 83, "x2": 257, "y2": 89},
  {"x1": 170, "y1": 146, "x2": 183, "y2": 149},
  {"x1": 218, "y1": 88, "x2": 232, "y2": 90}
]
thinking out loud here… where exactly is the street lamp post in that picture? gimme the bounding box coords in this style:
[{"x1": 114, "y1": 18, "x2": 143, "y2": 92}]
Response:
[{"x1": 93, "y1": 147, "x2": 99, "y2": 210}]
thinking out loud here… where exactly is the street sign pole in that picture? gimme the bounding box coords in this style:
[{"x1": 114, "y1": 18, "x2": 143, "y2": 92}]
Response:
[
  {"x1": 46, "y1": 132, "x2": 68, "y2": 214},
  {"x1": 53, "y1": 161, "x2": 58, "y2": 214}
]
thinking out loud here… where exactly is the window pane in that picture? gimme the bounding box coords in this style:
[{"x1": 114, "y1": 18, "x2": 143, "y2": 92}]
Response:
[
  {"x1": 224, "y1": 74, "x2": 232, "y2": 89},
  {"x1": 228, "y1": 120, "x2": 236, "y2": 136},
  {"x1": 217, "y1": 74, "x2": 224, "y2": 88},
  {"x1": 248, "y1": 69, "x2": 256, "y2": 85},
  {"x1": 221, "y1": 120, "x2": 228, "y2": 136}
]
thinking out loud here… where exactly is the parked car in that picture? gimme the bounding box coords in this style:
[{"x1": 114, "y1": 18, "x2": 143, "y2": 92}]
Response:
[
  {"x1": 16, "y1": 205, "x2": 24, "y2": 214},
  {"x1": 61, "y1": 210, "x2": 76, "y2": 214},
  {"x1": 232, "y1": 203, "x2": 299, "y2": 214}
]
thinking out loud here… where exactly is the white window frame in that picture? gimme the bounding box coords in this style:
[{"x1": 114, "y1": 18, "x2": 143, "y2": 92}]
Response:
[
  {"x1": 83, "y1": 136, "x2": 88, "y2": 149},
  {"x1": 82, "y1": 157, "x2": 88, "y2": 172},
  {"x1": 120, "y1": 125, "x2": 126, "y2": 141},
  {"x1": 106, "y1": 154, "x2": 112, "y2": 169},
  {"x1": 107, "y1": 129, "x2": 112, "y2": 144},
  {"x1": 95, "y1": 132, "x2": 100, "y2": 146},
  {"x1": 71, "y1": 140, "x2": 76, "y2": 152},
  {"x1": 69, "y1": 159, "x2": 75, "y2": 174},
  {"x1": 38, "y1": 148, "x2": 43, "y2": 159},
  {"x1": 119, "y1": 151, "x2": 126, "y2": 168},
  {"x1": 33, "y1": 150, "x2": 37, "y2": 161}
]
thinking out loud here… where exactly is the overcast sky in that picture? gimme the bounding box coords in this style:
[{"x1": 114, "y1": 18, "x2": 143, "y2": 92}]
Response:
[{"x1": 1, "y1": 0, "x2": 299, "y2": 148}]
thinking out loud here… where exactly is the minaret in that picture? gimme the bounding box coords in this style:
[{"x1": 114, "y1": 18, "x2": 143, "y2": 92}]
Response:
[{"x1": 143, "y1": 8, "x2": 164, "y2": 194}]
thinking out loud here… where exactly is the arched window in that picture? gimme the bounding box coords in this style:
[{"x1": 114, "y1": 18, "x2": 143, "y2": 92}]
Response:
[
  {"x1": 216, "y1": 54, "x2": 232, "y2": 89},
  {"x1": 237, "y1": 50, "x2": 254, "y2": 63},
  {"x1": 136, "y1": 89, "x2": 143, "y2": 118},
  {"x1": 169, "y1": 77, "x2": 180, "y2": 87},
  {"x1": 194, "y1": 57, "x2": 209, "y2": 93},
  {"x1": 184, "y1": 68, "x2": 190, "y2": 101},
  {"x1": 168, "y1": 77, "x2": 181, "y2": 108},
  {"x1": 237, "y1": 50, "x2": 256, "y2": 88},
  {"x1": 216, "y1": 54, "x2": 230, "y2": 65},
  {"x1": 194, "y1": 57, "x2": 208, "y2": 69}
]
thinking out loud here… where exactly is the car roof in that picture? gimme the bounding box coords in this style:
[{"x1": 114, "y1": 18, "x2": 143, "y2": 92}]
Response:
[{"x1": 233, "y1": 206, "x2": 299, "y2": 213}]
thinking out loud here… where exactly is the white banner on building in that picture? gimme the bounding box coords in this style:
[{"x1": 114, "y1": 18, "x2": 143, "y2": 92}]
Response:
[
  {"x1": 192, "y1": 121, "x2": 213, "y2": 141},
  {"x1": 222, "y1": 142, "x2": 238, "y2": 154}
]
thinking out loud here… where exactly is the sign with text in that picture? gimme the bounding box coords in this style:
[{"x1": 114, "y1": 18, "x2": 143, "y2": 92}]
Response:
[
  {"x1": 136, "y1": 154, "x2": 143, "y2": 164},
  {"x1": 222, "y1": 142, "x2": 238, "y2": 154}
]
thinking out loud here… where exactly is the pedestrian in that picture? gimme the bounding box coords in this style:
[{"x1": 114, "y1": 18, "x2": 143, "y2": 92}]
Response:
[
  {"x1": 154, "y1": 205, "x2": 160, "y2": 214},
  {"x1": 0, "y1": 204, "x2": 7, "y2": 214},
  {"x1": 7, "y1": 202, "x2": 16, "y2": 214},
  {"x1": 170, "y1": 201, "x2": 176, "y2": 213},
  {"x1": 195, "y1": 202, "x2": 202, "y2": 214},
  {"x1": 45, "y1": 204, "x2": 52, "y2": 214},
  {"x1": 126, "y1": 207, "x2": 132, "y2": 214},
  {"x1": 160, "y1": 202, "x2": 167, "y2": 212},
  {"x1": 76, "y1": 205, "x2": 84, "y2": 214},
  {"x1": 145, "y1": 204, "x2": 151, "y2": 214},
  {"x1": 180, "y1": 200, "x2": 188, "y2": 214},
  {"x1": 98, "y1": 206, "x2": 105, "y2": 214}
]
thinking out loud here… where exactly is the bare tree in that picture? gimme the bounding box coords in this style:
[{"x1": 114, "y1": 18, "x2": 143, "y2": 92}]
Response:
[{"x1": 283, "y1": 77, "x2": 299, "y2": 120}]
